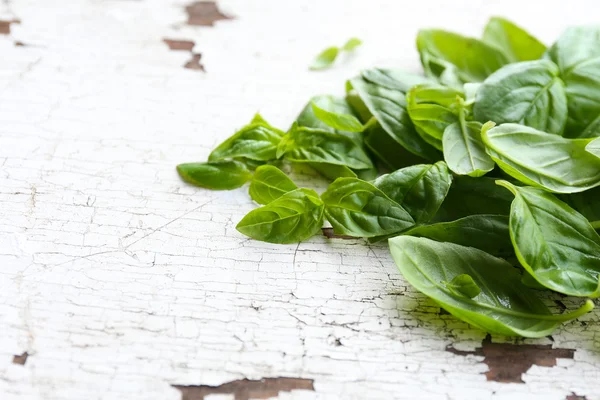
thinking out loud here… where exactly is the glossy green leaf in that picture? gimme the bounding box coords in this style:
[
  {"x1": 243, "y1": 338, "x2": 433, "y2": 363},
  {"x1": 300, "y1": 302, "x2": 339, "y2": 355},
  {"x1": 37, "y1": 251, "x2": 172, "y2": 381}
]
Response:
[
  {"x1": 310, "y1": 46, "x2": 340, "y2": 70},
  {"x1": 482, "y1": 17, "x2": 546, "y2": 62},
  {"x1": 361, "y1": 68, "x2": 430, "y2": 91},
  {"x1": 249, "y1": 165, "x2": 297, "y2": 205},
  {"x1": 277, "y1": 124, "x2": 373, "y2": 170},
  {"x1": 311, "y1": 102, "x2": 364, "y2": 132},
  {"x1": 481, "y1": 123, "x2": 600, "y2": 193},
  {"x1": 345, "y1": 90, "x2": 373, "y2": 123},
  {"x1": 389, "y1": 236, "x2": 594, "y2": 337},
  {"x1": 176, "y1": 161, "x2": 252, "y2": 190},
  {"x1": 474, "y1": 60, "x2": 567, "y2": 135},
  {"x1": 297, "y1": 95, "x2": 356, "y2": 133},
  {"x1": 348, "y1": 71, "x2": 440, "y2": 161},
  {"x1": 322, "y1": 178, "x2": 415, "y2": 238},
  {"x1": 586, "y1": 136, "x2": 600, "y2": 158},
  {"x1": 236, "y1": 188, "x2": 324, "y2": 244},
  {"x1": 373, "y1": 161, "x2": 452, "y2": 224},
  {"x1": 208, "y1": 115, "x2": 285, "y2": 161},
  {"x1": 547, "y1": 25, "x2": 600, "y2": 138},
  {"x1": 444, "y1": 274, "x2": 481, "y2": 299},
  {"x1": 562, "y1": 186, "x2": 600, "y2": 226},
  {"x1": 403, "y1": 215, "x2": 512, "y2": 257},
  {"x1": 342, "y1": 37, "x2": 362, "y2": 51},
  {"x1": 363, "y1": 119, "x2": 426, "y2": 170},
  {"x1": 498, "y1": 180, "x2": 600, "y2": 297},
  {"x1": 417, "y1": 29, "x2": 510, "y2": 84},
  {"x1": 443, "y1": 120, "x2": 494, "y2": 177}
]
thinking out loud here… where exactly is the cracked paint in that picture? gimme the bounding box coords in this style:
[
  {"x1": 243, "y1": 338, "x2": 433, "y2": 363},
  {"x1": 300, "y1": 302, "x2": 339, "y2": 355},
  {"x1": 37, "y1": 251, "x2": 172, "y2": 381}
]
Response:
[
  {"x1": 172, "y1": 377, "x2": 314, "y2": 400},
  {"x1": 185, "y1": 1, "x2": 233, "y2": 27},
  {"x1": 12, "y1": 352, "x2": 28, "y2": 365}
]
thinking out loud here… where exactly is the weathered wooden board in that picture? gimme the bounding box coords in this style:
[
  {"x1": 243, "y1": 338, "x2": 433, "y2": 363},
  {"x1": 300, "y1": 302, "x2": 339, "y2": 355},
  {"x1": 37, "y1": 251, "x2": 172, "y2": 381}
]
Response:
[{"x1": 1, "y1": 1, "x2": 599, "y2": 399}]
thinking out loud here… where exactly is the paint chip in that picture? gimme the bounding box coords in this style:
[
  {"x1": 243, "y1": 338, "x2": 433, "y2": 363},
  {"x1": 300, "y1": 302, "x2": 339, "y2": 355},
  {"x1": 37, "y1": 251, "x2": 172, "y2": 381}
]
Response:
[
  {"x1": 567, "y1": 393, "x2": 587, "y2": 400},
  {"x1": 164, "y1": 39, "x2": 196, "y2": 51},
  {"x1": 12, "y1": 352, "x2": 28, "y2": 365},
  {"x1": 184, "y1": 54, "x2": 205, "y2": 71},
  {"x1": 0, "y1": 19, "x2": 19, "y2": 35},
  {"x1": 185, "y1": 1, "x2": 233, "y2": 26},
  {"x1": 173, "y1": 377, "x2": 314, "y2": 400}
]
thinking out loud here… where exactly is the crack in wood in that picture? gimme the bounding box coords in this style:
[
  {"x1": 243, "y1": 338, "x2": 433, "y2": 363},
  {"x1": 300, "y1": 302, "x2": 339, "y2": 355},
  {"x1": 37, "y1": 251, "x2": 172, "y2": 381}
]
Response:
[
  {"x1": 185, "y1": 1, "x2": 233, "y2": 27},
  {"x1": 446, "y1": 335, "x2": 575, "y2": 383},
  {"x1": 172, "y1": 377, "x2": 314, "y2": 400}
]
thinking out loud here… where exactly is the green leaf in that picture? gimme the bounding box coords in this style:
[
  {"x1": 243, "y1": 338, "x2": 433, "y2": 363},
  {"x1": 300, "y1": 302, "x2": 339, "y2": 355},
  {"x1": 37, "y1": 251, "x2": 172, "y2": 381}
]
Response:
[
  {"x1": 403, "y1": 215, "x2": 512, "y2": 257},
  {"x1": 277, "y1": 124, "x2": 373, "y2": 170},
  {"x1": 417, "y1": 29, "x2": 510, "y2": 84},
  {"x1": 249, "y1": 165, "x2": 297, "y2": 205},
  {"x1": 443, "y1": 120, "x2": 494, "y2": 177},
  {"x1": 348, "y1": 71, "x2": 440, "y2": 161},
  {"x1": 482, "y1": 17, "x2": 546, "y2": 62},
  {"x1": 363, "y1": 119, "x2": 427, "y2": 170},
  {"x1": 586, "y1": 136, "x2": 600, "y2": 158},
  {"x1": 361, "y1": 68, "x2": 430, "y2": 91},
  {"x1": 236, "y1": 188, "x2": 324, "y2": 244},
  {"x1": 176, "y1": 161, "x2": 252, "y2": 190},
  {"x1": 562, "y1": 186, "x2": 600, "y2": 225},
  {"x1": 208, "y1": 115, "x2": 285, "y2": 162},
  {"x1": 297, "y1": 95, "x2": 357, "y2": 133},
  {"x1": 497, "y1": 180, "x2": 600, "y2": 297},
  {"x1": 345, "y1": 90, "x2": 373, "y2": 123},
  {"x1": 481, "y1": 123, "x2": 600, "y2": 193},
  {"x1": 473, "y1": 60, "x2": 567, "y2": 135},
  {"x1": 389, "y1": 236, "x2": 594, "y2": 338},
  {"x1": 547, "y1": 25, "x2": 600, "y2": 138},
  {"x1": 342, "y1": 37, "x2": 362, "y2": 51},
  {"x1": 444, "y1": 274, "x2": 481, "y2": 299},
  {"x1": 308, "y1": 162, "x2": 356, "y2": 180},
  {"x1": 310, "y1": 46, "x2": 340, "y2": 70},
  {"x1": 373, "y1": 161, "x2": 452, "y2": 224},
  {"x1": 322, "y1": 178, "x2": 415, "y2": 238},
  {"x1": 311, "y1": 102, "x2": 364, "y2": 132}
]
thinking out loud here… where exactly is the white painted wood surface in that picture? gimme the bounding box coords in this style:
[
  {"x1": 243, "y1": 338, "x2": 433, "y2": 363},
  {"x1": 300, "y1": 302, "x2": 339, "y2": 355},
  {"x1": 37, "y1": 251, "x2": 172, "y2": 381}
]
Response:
[{"x1": 1, "y1": 1, "x2": 600, "y2": 399}]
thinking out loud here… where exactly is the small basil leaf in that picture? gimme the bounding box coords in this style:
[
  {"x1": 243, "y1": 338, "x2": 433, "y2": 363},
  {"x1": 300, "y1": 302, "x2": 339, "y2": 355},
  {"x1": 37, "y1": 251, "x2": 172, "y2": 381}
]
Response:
[
  {"x1": 389, "y1": 236, "x2": 594, "y2": 338},
  {"x1": 310, "y1": 46, "x2": 340, "y2": 71},
  {"x1": 481, "y1": 123, "x2": 600, "y2": 193},
  {"x1": 444, "y1": 274, "x2": 481, "y2": 299},
  {"x1": 373, "y1": 161, "x2": 452, "y2": 224},
  {"x1": 474, "y1": 60, "x2": 567, "y2": 135},
  {"x1": 417, "y1": 29, "x2": 510, "y2": 84},
  {"x1": 322, "y1": 178, "x2": 415, "y2": 238},
  {"x1": 342, "y1": 37, "x2": 362, "y2": 51},
  {"x1": 482, "y1": 17, "x2": 546, "y2": 62},
  {"x1": 176, "y1": 161, "x2": 252, "y2": 190},
  {"x1": 249, "y1": 165, "x2": 298, "y2": 205},
  {"x1": 277, "y1": 124, "x2": 373, "y2": 170},
  {"x1": 403, "y1": 214, "x2": 512, "y2": 257},
  {"x1": 209, "y1": 115, "x2": 285, "y2": 161},
  {"x1": 311, "y1": 102, "x2": 364, "y2": 132},
  {"x1": 498, "y1": 180, "x2": 600, "y2": 297},
  {"x1": 236, "y1": 188, "x2": 324, "y2": 244},
  {"x1": 443, "y1": 120, "x2": 494, "y2": 177}
]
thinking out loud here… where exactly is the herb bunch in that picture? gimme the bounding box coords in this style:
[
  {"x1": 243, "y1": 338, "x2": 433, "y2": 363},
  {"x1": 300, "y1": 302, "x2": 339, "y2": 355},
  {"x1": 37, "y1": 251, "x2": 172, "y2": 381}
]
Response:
[{"x1": 177, "y1": 17, "x2": 600, "y2": 338}]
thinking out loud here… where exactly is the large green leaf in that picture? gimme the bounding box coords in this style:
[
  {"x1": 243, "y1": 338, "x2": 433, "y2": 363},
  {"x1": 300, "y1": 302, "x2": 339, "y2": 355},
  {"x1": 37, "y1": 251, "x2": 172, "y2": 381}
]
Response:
[
  {"x1": 443, "y1": 120, "x2": 494, "y2": 177},
  {"x1": 481, "y1": 123, "x2": 600, "y2": 193},
  {"x1": 372, "y1": 161, "x2": 452, "y2": 224},
  {"x1": 498, "y1": 180, "x2": 600, "y2": 297},
  {"x1": 176, "y1": 161, "x2": 252, "y2": 190},
  {"x1": 474, "y1": 60, "x2": 567, "y2": 135},
  {"x1": 389, "y1": 236, "x2": 594, "y2": 337},
  {"x1": 482, "y1": 17, "x2": 546, "y2": 62},
  {"x1": 236, "y1": 188, "x2": 324, "y2": 244},
  {"x1": 403, "y1": 215, "x2": 512, "y2": 257},
  {"x1": 417, "y1": 29, "x2": 510, "y2": 85},
  {"x1": 547, "y1": 25, "x2": 600, "y2": 138},
  {"x1": 249, "y1": 165, "x2": 297, "y2": 205},
  {"x1": 321, "y1": 178, "x2": 415, "y2": 238}
]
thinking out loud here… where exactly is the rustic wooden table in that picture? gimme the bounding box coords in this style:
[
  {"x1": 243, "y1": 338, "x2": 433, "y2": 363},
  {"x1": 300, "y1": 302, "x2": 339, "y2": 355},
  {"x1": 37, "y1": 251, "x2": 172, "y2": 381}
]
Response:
[{"x1": 1, "y1": 1, "x2": 599, "y2": 399}]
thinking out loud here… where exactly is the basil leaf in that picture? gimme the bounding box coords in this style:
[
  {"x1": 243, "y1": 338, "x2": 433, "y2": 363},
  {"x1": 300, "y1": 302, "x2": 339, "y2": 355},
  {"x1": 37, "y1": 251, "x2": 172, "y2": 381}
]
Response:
[
  {"x1": 249, "y1": 165, "x2": 297, "y2": 205},
  {"x1": 498, "y1": 180, "x2": 600, "y2": 297},
  {"x1": 417, "y1": 29, "x2": 510, "y2": 84},
  {"x1": 547, "y1": 25, "x2": 600, "y2": 138},
  {"x1": 373, "y1": 161, "x2": 452, "y2": 224},
  {"x1": 311, "y1": 102, "x2": 364, "y2": 132},
  {"x1": 474, "y1": 60, "x2": 567, "y2": 135},
  {"x1": 363, "y1": 119, "x2": 426, "y2": 170},
  {"x1": 297, "y1": 95, "x2": 356, "y2": 132},
  {"x1": 389, "y1": 236, "x2": 594, "y2": 337},
  {"x1": 482, "y1": 17, "x2": 546, "y2": 62},
  {"x1": 346, "y1": 90, "x2": 373, "y2": 123},
  {"x1": 586, "y1": 136, "x2": 600, "y2": 158},
  {"x1": 361, "y1": 68, "x2": 430, "y2": 91},
  {"x1": 277, "y1": 124, "x2": 373, "y2": 170},
  {"x1": 562, "y1": 186, "x2": 600, "y2": 226},
  {"x1": 176, "y1": 161, "x2": 252, "y2": 190},
  {"x1": 444, "y1": 274, "x2": 481, "y2": 299},
  {"x1": 443, "y1": 120, "x2": 494, "y2": 177},
  {"x1": 310, "y1": 46, "x2": 340, "y2": 71},
  {"x1": 322, "y1": 178, "x2": 415, "y2": 238},
  {"x1": 308, "y1": 163, "x2": 357, "y2": 180},
  {"x1": 236, "y1": 188, "x2": 324, "y2": 244},
  {"x1": 342, "y1": 37, "x2": 362, "y2": 51},
  {"x1": 348, "y1": 72, "x2": 440, "y2": 161},
  {"x1": 481, "y1": 122, "x2": 600, "y2": 193},
  {"x1": 209, "y1": 115, "x2": 284, "y2": 162}
]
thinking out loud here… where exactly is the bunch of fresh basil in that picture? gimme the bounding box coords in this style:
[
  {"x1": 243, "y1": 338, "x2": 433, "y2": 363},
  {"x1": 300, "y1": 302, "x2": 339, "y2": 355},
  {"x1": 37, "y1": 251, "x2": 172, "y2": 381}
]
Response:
[{"x1": 177, "y1": 17, "x2": 600, "y2": 338}]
